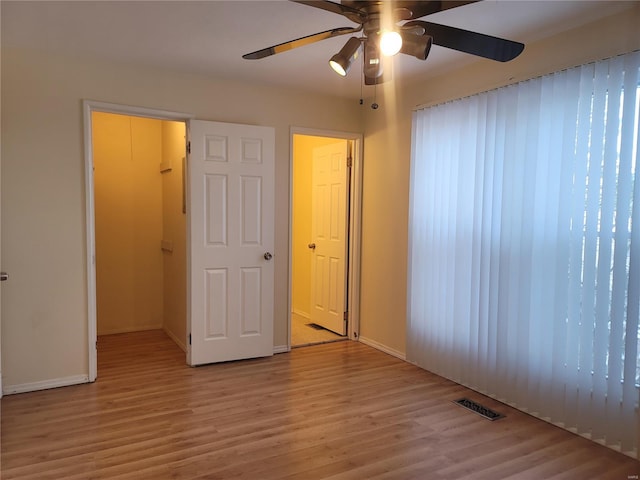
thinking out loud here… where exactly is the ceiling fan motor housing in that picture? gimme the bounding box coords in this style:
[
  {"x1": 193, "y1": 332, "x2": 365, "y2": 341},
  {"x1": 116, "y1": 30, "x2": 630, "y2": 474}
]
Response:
[{"x1": 364, "y1": 41, "x2": 383, "y2": 78}]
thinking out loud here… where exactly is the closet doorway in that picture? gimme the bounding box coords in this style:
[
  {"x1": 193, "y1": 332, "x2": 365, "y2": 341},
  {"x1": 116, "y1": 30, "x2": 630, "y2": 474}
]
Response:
[{"x1": 92, "y1": 112, "x2": 187, "y2": 359}]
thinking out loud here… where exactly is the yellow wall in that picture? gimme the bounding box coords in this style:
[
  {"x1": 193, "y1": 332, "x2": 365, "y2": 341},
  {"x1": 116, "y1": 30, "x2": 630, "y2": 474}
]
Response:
[
  {"x1": 93, "y1": 113, "x2": 164, "y2": 335},
  {"x1": 161, "y1": 120, "x2": 187, "y2": 349},
  {"x1": 291, "y1": 135, "x2": 346, "y2": 319}
]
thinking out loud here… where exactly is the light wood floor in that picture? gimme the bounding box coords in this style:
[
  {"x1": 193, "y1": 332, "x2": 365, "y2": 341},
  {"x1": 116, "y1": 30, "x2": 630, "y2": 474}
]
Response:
[{"x1": 1, "y1": 330, "x2": 638, "y2": 479}]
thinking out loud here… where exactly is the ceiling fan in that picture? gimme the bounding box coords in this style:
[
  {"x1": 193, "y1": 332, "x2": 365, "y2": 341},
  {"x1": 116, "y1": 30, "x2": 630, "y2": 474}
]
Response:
[{"x1": 243, "y1": 1, "x2": 525, "y2": 85}]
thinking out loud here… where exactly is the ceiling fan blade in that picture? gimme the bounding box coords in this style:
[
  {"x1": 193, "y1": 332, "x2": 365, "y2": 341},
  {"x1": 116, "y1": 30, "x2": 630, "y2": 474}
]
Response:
[
  {"x1": 396, "y1": 1, "x2": 480, "y2": 20},
  {"x1": 243, "y1": 26, "x2": 362, "y2": 60},
  {"x1": 403, "y1": 21, "x2": 524, "y2": 62},
  {"x1": 290, "y1": 0, "x2": 366, "y2": 24}
]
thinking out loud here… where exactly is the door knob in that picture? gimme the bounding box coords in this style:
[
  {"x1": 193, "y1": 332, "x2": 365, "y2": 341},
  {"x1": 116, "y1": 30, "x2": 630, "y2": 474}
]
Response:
[
  {"x1": 308, "y1": 243, "x2": 316, "y2": 250},
  {"x1": 0, "y1": 272, "x2": 8, "y2": 282},
  {"x1": 264, "y1": 252, "x2": 273, "y2": 260}
]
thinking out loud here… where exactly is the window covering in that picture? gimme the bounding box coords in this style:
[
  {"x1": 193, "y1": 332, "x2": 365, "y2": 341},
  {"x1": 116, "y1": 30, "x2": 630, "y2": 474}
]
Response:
[{"x1": 408, "y1": 51, "x2": 640, "y2": 456}]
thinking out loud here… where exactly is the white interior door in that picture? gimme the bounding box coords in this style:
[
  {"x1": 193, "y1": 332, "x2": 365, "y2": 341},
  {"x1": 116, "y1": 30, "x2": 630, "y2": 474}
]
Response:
[
  {"x1": 310, "y1": 141, "x2": 348, "y2": 335},
  {"x1": 188, "y1": 120, "x2": 274, "y2": 366}
]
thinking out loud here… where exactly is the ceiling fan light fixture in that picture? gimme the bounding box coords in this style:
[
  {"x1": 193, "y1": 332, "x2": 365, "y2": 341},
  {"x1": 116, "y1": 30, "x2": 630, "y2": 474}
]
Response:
[
  {"x1": 329, "y1": 58, "x2": 348, "y2": 76},
  {"x1": 400, "y1": 33, "x2": 433, "y2": 61},
  {"x1": 329, "y1": 36, "x2": 361, "y2": 77},
  {"x1": 380, "y1": 30, "x2": 402, "y2": 56}
]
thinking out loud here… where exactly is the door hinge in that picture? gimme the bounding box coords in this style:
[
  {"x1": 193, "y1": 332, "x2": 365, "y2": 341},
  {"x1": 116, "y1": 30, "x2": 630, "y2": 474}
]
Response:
[
  {"x1": 346, "y1": 156, "x2": 353, "y2": 168},
  {"x1": 187, "y1": 141, "x2": 191, "y2": 154},
  {"x1": 189, "y1": 333, "x2": 192, "y2": 345},
  {"x1": 343, "y1": 311, "x2": 348, "y2": 322}
]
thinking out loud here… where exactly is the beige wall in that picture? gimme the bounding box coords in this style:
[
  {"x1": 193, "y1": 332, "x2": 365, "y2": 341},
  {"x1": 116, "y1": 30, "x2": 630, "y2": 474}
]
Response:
[
  {"x1": 358, "y1": 5, "x2": 640, "y2": 356},
  {"x1": 291, "y1": 135, "x2": 345, "y2": 319},
  {"x1": 0, "y1": 46, "x2": 361, "y2": 389},
  {"x1": 93, "y1": 112, "x2": 164, "y2": 335},
  {"x1": 161, "y1": 120, "x2": 187, "y2": 349}
]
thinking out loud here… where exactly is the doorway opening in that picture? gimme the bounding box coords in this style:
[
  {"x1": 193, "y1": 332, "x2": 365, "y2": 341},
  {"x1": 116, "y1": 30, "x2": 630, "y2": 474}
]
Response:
[
  {"x1": 290, "y1": 130, "x2": 363, "y2": 348},
  {"x1": 92, "y1": 112, "x2": 187, "y2": 353},
  {"x1": 84, "y1": 101, "x2": 191, "y2": 381}
]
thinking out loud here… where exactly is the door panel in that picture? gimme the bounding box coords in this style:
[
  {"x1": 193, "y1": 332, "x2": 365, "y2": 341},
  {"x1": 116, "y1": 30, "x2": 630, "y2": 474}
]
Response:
[
  {"x1": 310, "y1": 141, "x2": 348, "y2": 335},
  {"x1": 189, "y1": 120, "x2": 274, "y2": 365},
  {"x1": 204, "y1": 268, "x2": 227, "y2": 338},
  {"x1": 205, "y1": 175, "x2": 227, "y2": 245}
]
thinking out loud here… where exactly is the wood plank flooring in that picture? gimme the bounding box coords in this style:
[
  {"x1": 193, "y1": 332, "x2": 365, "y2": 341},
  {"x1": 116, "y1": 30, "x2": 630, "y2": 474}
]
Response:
[{"x1": 1, "y1": 330, "x2": 638, "y2": 479}]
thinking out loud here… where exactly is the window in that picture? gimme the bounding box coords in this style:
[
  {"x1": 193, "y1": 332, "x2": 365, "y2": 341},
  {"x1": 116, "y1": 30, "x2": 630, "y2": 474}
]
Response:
[{"x1": 408, "y1": 51, "x2": 640, "y2": 456}]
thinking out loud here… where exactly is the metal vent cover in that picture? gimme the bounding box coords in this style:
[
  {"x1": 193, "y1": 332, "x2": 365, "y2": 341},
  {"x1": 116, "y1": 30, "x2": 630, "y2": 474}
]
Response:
[{"x1": 454, "y1": 398, "x2": 504, "y2": 421}]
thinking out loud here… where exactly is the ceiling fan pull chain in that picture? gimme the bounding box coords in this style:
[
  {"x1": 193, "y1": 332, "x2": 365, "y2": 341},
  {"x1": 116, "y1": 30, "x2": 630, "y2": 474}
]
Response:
[
  {"x1": 372, "y1": 80, "x2": 379, "y2": 110},
  {"x1": 359, "y1": 47, "x2": 364, "y2": 105}
]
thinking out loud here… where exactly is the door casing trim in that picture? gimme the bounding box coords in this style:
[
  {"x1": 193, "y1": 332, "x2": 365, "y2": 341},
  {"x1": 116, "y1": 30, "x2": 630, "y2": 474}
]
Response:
[{"x1": 82, "y1": 100, "x2": 193, "y2": 382}]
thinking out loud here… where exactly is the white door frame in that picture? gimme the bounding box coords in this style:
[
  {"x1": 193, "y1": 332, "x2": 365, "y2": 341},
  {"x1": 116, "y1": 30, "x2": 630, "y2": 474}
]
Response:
[
  {"x1": 82, "y1": 100, "x2": 193, "y2": 382},
  {"x1": 288, "y1": 127, "x2": 363, "y2": 348}
]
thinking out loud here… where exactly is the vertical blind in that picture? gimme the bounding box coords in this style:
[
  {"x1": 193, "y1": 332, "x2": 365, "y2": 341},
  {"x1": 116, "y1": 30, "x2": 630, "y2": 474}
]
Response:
[{"x1": 408, "y1": 51, "x2": 640, "y2": 456}]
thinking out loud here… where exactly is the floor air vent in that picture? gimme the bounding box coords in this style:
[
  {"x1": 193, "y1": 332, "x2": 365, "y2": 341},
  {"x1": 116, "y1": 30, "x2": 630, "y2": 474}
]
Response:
[{"x1": 454, "y1": 398, "x2": 504, "y2": 421}]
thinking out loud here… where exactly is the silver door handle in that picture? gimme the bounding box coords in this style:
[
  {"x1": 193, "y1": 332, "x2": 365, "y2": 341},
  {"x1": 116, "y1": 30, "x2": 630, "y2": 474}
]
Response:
[
  {"x1": 0, "y1": 272, "x2": 8, "y2": 282},
  {"x1": 264, "y1": 252, "x2": 273, "y2": 260},
  {"x1": 308, "y1": 243, "x2": 316, "y2": 250}
]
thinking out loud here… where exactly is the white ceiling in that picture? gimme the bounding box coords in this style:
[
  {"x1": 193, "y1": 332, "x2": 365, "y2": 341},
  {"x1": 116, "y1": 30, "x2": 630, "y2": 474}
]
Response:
[{"x1": 2, "y1": 1, "x2": 636, "y2": 99}]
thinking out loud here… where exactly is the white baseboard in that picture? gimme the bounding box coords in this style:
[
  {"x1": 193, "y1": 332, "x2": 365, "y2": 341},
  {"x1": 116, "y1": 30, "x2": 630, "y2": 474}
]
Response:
[
  {"x1": 358, "y1": 336, "x2": 406, "y2": 361},
  {"x1": 163, "y1": 327, "x2": 187, "y2": 352},
  {"x1": 97, "y1": 324, "x2": 163, "y2": 336},
  {"x1": 273, "y1": 344, "x2": 290, "y2": 354},
  {"x1": 292, "y1": 309, "x2": 310, "y2": 320},
  {"x1": 3, "y1": 374, "x2": 90, "y2": 396}
]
